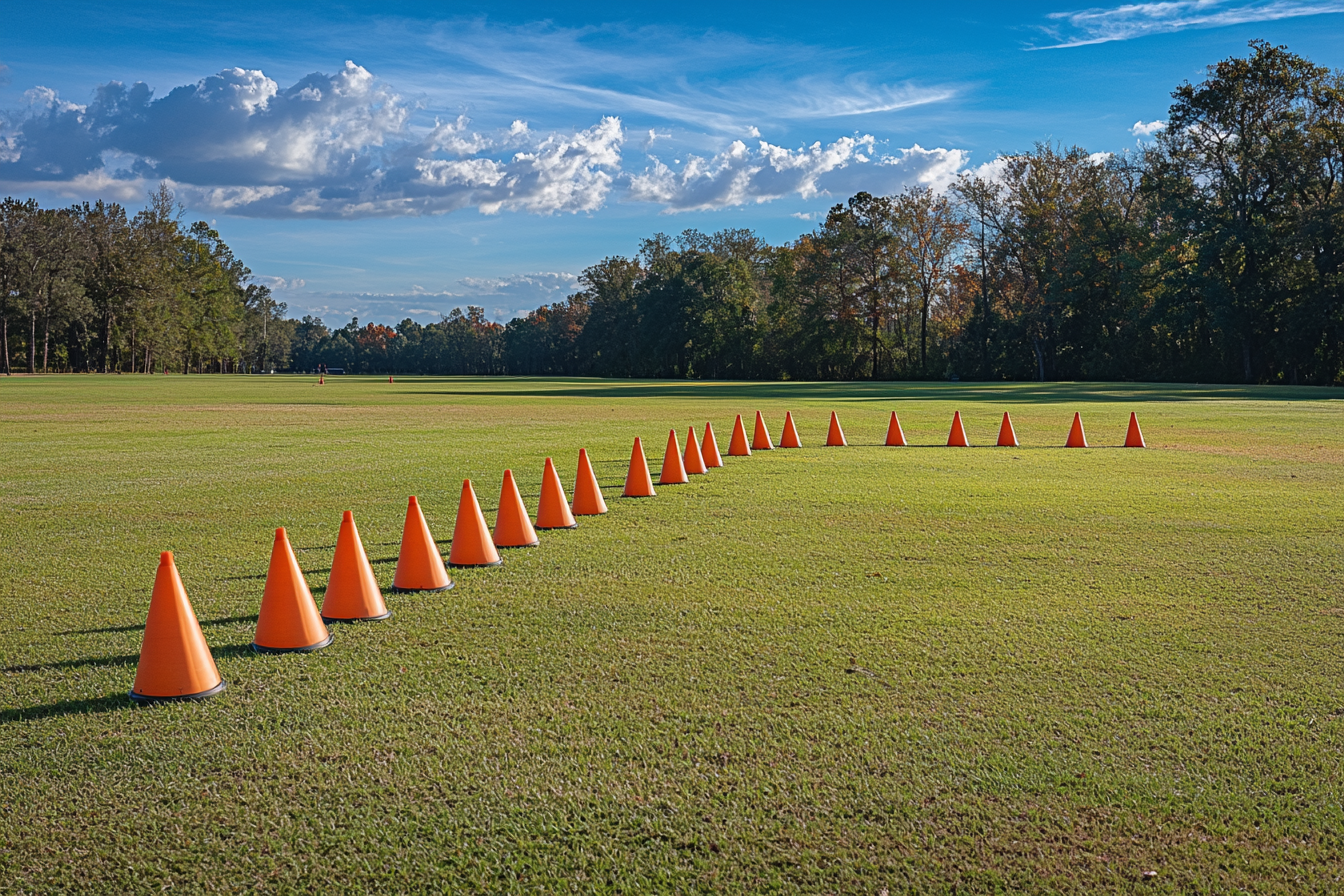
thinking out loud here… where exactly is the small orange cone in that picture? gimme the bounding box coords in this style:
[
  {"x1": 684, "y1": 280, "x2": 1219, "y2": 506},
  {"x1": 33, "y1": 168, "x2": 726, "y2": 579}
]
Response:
[
  {"x1": 449, "y1": 479, "x2": 503, "y2": 567},
  {"x1": 623, "y1": 437, "x2": 657, "y2": 497},
  {"x1": 318, "y1": 375, "x2": 324, "y2": 385},
  {"x1": 779, "y1": 412, "x2": 802, "y2": 448},
  {"x1": 571, "y1": 448, "x2": 608, "y2": 515},
  {"x1": 825, "y1": 411, "x2": 847, "y2": 447},
  {"x1": 996, "y1": 412, "x2": 1019, "y2": 447},
  {"x1": 536, "y1": 457, "x2": 578, "y2": 529},
  {"x1": 659, "y1": 429, "x2": 689, "y2": 484},
  {"x1": 885, "y1": 412, "x2": 907, "y2": 447},
  {"x1": 727, "y1": 415, "x2": 751, "y2": 457},
  {"x1": 1065, "y1": 412, "x2": 1088, "y2": 448},
  {"x1": 701, "y1": 422, "x2": 724, "y2": 467},
  {"x1": 684, "y1": 427, "x2": 708, "y2": 474},
  {"x1": 130, "y1": 552, "x2": 225, "y2": 703},
  {"x1": 253, "y1": 528, "x2": 333, "y2": 653},
  {"x1": 321, "y1": 511, "x2": 391, "y2": 623},
  {"x1": 947, "y1": 411, "x2": 969, "y2": 447},
  {"x1": 1124, "y1": 412, "x2": 1146, "y2": 448},
  {"x1": 392, "y1": 496, "x2": 453, "y2": 592},
  {"x1": 751, "y1": 411, "x2": 773, "y2": 450},
  {"x1": 388, "y1": 375, "x2": 394, "y2": 384},
  {"x1": 494, "y1": 470, "x2": 539, "y2": 548}
]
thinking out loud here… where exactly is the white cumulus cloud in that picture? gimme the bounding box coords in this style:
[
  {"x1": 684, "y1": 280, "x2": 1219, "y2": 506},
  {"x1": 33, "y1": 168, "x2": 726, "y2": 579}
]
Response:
[
  {"x1": 1131, "y1": 119, "x2": 1167, "y2": 138},
  {"x1": 629, "y1": 137, "x2": 968, "y2": 212}
]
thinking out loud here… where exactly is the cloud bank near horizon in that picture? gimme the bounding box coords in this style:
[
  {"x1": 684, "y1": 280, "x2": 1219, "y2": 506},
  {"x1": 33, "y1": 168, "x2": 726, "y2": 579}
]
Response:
[{"x1": 0, "y1": 62, "x2": 969, "y2": 219}]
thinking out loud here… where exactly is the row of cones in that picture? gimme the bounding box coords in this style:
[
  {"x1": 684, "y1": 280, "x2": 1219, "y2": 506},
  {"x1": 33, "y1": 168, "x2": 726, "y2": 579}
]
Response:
[{"x1": 129, "y1": 409, "x2": 1148, "y2": 703}]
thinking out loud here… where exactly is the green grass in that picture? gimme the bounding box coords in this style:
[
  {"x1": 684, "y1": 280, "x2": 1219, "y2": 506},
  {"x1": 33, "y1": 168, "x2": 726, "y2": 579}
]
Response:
[{"x1": 1, "y1": 375, "x2": 1341, "y2": 894}]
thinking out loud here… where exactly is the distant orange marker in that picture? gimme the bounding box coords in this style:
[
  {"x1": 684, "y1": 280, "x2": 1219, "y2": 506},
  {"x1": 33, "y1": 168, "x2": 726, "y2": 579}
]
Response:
[
  {"x1": 996, "y1": 412, "x2": 1019, "y2": 447},
  {"x1": 779, "y1": 412, "x2": 802, "y2": 448}
]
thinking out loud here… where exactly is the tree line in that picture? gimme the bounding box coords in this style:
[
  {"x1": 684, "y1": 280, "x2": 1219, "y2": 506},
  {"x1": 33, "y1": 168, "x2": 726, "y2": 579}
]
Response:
[{"x1": 3, "y1": 43, "x2": 1341, "y2": 384}]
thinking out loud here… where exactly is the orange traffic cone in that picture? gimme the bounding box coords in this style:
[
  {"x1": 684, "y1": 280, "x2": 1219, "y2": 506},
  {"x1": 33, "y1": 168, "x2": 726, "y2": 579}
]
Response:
[
  {"x1": 392, "y1": 496, "x2": 453, "y2": 592},
  {"x1": 388, "y1": 375, "x2": 394, "y2": 384},
  {"x1": 659, "y1": 429, "x2": 689, "y2": 485},
  {"x1": 536, "y1": 457, "x2": 578, "y2": 529},
  {"x1": 449, "y1": 479, "x2": 503, "y2": 567},
  {"x1": 318, "y1": 374, "x2": 324, "y2": 385},
  {"x1": 996, "y1": 412, "x2": 1019, "y2": 447},
  {"x1": 494, "y1": 470, "x2": 539, "y2": 548},
  {"x1": 885, "y1": 412, "x2": 907, "y2": 446},
  {"x1": 751, "y1": 411, "x2": 773, "y2": 450},
  {"x1": 130, "y1": 552, "x2": 225, "y2": 703},
  {"x1": 727, "y1": 415, "x2": 751, "y2": 457},
  {"x1": 1065, "y1": 412, "x2": 1088, "y2": 448},
  {"x1": 779, "y1": 412, "x2": 802, "y2": 448},
  {"x1": 1124, "y1": 412, "x2": 1146, "y2": 448},
  {"x1": 572, "y1": 448, "x2": 608, "y2": 515},
  {"x1": 684, "y1": 427, "x2": 708, "y2": 474},
  {"x1": 253, "y1": 528, "x2": 333, "y2": 653},
  {"x1": 624, "y1": 437, "x2": 657, "y2": 497},
  {"x1": 825, "y1": 411, "x2": 847, "y2": 447},
  {"x1": 321, "y1": 511, "x2": 391, "y2": 623},
  {"x1": 947, "y1": 411, "x2": 969, "y2": 447},
  {"x1": 701, "y1": 422, "x2": 724, "y2": 467}
]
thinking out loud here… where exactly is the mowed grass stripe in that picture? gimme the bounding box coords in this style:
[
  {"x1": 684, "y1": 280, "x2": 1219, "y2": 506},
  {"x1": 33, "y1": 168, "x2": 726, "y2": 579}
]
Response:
[{"x1": 1, "y1": 376, "x2": 1341, "y2": 893}]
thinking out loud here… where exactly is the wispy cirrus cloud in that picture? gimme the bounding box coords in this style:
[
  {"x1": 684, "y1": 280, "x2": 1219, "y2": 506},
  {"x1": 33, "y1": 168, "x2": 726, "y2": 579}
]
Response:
[
  {"x1": 413, "y1": 19, "x2": 958, "y2": 133},
  {"x1": 1030, "y1": 0, "x2": 1344, "y2": 49}
]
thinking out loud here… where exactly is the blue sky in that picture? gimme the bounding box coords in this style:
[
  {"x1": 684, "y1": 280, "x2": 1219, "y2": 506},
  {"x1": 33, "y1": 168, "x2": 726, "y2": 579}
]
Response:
[{"x1": 3, "y1": 0, "x2": 1342, "y2": 325}]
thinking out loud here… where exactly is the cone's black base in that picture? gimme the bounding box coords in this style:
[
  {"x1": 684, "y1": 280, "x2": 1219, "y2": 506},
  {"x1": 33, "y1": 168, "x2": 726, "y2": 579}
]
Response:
[
  {"x1": 130, "y1": 679, "x2": 227, "y2": 705},
  {"x1": 322, "y1": 610, "x2": 392, "y2": 624},
  {"x1": 251, "y1": 632, "x2": 335, "y2": 654},
  {"x1": 448, "y1": 558, "x2": 504, "y2": 568},
  {"x1": 534, "y1": 523, "x2": 578, "y2": 530},
  {"x1": 389, "y1": 580, "x2": 455, "y2": 593},
  {"x1": 497, "y1": 540, "x2": 540, "y2": 548}
]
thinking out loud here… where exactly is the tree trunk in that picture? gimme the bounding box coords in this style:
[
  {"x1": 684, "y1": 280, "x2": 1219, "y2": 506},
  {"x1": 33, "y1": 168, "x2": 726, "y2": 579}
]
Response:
[
  {"x1": 3, "y1": 314, "x2": 10, "y2": 375},
  {"x1": 28, "y1": 309, "x2": 37, "y2": 374},
  {"x1": 100, "y1": 310, "x2": 113, "y2": 373},
  {"x1": 1243, "y1": 341, "x2": 1253, "y2": 383},
  {"x1": 920, "y1": 289, "x2": 930, "y2": 375},
  {"x1": 42, "y1": 308, "x2": 50, "y2": 373},
  {"x1": 1033, "y1": 337, "x2": 1046, "y2": 382}
]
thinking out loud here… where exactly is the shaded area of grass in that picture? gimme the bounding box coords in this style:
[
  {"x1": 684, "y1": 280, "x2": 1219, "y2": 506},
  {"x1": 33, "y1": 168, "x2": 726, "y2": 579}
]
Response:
[{"x1": 0, "y1": 375, "x2": 1341, "y2": 894}]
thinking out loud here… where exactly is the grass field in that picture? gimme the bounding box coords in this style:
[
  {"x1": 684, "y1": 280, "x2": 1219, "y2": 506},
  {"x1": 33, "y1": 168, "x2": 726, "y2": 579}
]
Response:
[{"x1": 1, "y1": 375, "x2": 1341, "y2": 894}]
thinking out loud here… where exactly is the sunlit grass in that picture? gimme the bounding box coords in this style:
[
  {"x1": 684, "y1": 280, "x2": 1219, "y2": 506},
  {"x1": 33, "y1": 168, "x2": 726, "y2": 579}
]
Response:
[{"x1": 1, "y1": 375, "x2": 1341, "y2": 894}]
